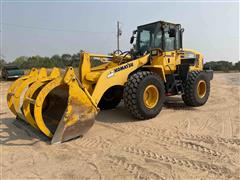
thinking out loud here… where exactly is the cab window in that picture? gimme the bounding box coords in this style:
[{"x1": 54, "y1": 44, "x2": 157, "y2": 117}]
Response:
[
  {"x1": 164, "y1": 29, "x2": 175, "y2": 51},
  {"x1": 139, "y1": 30, "x2": 151, "y2": 53}
]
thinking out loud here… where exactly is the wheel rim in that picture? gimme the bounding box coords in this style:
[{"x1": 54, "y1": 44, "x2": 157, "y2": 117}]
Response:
[
  {"x1": 197, "y1": 80, "x2": 206, "y2": 98},
  {"x1": 143, "y1": 85, "x2": 159, "y2": 109}
]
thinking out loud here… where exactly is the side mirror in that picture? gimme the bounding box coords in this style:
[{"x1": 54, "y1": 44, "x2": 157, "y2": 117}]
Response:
[
  {"x1": 130, "y1": 36, "x2": 135, "y2": 44},
  {"x1": 130, "y1": 30, "x2": 137, "y2": 44}
]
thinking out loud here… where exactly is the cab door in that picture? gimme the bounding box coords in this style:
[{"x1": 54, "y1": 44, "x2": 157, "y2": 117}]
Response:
[{"x1": 162, "y1": 25, "x2": 178, "y2": 74}]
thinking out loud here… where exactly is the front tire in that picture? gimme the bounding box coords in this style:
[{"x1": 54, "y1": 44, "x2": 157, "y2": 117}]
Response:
[
  {"x1": 182, "y1": 71, "x2": 210, "y2": 107},
  {"x1": 123, "y1": 71, "x2": 165, "y2": 120},
  {"x1": 98, "y1": 87, "x2": 122, "y2": 110}
]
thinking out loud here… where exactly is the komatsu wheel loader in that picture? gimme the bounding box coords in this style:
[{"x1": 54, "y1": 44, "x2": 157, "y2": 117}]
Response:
[{"x1": 7, "y1": 20, "x2": 213, "y2": 143}]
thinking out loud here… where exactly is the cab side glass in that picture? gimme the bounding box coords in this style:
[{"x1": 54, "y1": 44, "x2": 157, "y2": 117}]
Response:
[
  {"x1": 169, "y1": 29, "x2": 176, "y2": 37},
  {"x1": 164, "y1": 31, "x2": 175, "y2": 51}
]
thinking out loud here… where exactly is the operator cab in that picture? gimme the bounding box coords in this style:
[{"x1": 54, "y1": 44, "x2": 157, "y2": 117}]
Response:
[{"x1": 131, "y1": 21, "x2": 184, "y2": 56}]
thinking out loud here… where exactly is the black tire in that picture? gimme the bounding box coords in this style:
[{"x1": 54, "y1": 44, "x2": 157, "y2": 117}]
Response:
[
  {"x1": 123, "y1": 71, "x2": 165, "y2": 120},
  {"x1": 182, "y1": 71, "x2": 210, "y2": 107},
  {"x1": 98, "y1": 87, "x2": 122, "y2": 110}
]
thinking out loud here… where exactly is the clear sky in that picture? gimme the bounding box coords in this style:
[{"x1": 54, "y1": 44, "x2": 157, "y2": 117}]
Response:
[{"x1": 1, "y1": 1, "x2": 239, "y2": 62}]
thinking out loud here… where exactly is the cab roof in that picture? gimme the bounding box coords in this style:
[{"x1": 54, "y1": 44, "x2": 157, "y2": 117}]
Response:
[{"x1": 137, "y1": 20, "x2": 181, "y2": 29}]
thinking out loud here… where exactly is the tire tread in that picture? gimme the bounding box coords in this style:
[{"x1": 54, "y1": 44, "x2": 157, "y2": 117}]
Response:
[{"x1": 124, "y1": 71, "x2": 165, "y2": 119}]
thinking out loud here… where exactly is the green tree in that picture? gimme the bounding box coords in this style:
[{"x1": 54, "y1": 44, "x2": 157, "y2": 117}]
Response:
[
  {"x1": 61, "y1": 54, "x2": 72, "y2": 66},
  {"x1": 71, "y1": 53, "x2": 81, "y2": 67},
  {"x1": 51, "y1": 54, "x2": 64, "y2": 68},
  {"x1": 234, "y1": 61, "x2": 240, "y2": 71},
  {"x1": 204, "y1": 61, "x2": 233, "y2": 72},
  {"x1": 0, "y1": 58, "x2": 6, "y2": 68},
  {"x1": 13, "y1": 56, "x2": 28, "y2": 68},
  {"x1": 61, "y1": 54, "x2": 71, "y2": 61}
]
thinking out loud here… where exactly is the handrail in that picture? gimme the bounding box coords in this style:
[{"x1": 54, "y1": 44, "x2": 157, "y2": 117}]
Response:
[{"x1": 89, "y1": 53, "x2": 113, "y2": 59}]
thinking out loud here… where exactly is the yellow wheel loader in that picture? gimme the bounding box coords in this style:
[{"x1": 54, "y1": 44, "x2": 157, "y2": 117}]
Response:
[{"x1": 7, "y1": 20, "x2": 213, "y2": 143}]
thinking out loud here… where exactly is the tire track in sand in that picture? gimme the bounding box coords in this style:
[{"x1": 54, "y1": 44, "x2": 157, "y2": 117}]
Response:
[
  {"x1": 71, "y1": 136, "x2": 112, "y2": 151},
  {"x1": 105, "y1": 122, "x2": 239, "y2": 149},
  {"x1": 108, "y1": 155, "x2": 165, "y2": 180},
  {"x1": 139, "y1": 129, "x2": 227, "y2": 159},
  {"x1": 101, "y1": 123, "x2": 227, "y2": 159},
  {"x1": 135, "y1": 124, "x2": 240, "y2": 147},
  {"x1": 123, "y1": 146, "x2": 233, "y2": 178}
]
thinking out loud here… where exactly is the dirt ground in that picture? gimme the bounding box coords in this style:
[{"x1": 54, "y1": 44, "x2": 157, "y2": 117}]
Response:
[{"x1": 1, "y1": 73, "x2": 240, "y2": 180}]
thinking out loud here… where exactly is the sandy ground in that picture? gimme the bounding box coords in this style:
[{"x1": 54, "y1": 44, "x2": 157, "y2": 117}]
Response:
[{"x1": 1, "y1": 73, "x2": 240, "y2": 180}]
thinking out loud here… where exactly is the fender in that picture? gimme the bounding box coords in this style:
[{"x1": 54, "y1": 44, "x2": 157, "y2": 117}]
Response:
[{"x1": 91, "y1": 54, "x2": 149, "y2": 104}]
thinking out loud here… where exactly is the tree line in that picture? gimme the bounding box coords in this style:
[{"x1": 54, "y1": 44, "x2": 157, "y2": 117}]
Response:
[
  {"x1": 0, "y1": 53, "x2": 81, "y2": 69},
  {"x1": 204, "y1": 61, "x2": 240, "y2": 72},
  {"x1": 0, "y1": 53, "x2": 239, "y2": 72}
]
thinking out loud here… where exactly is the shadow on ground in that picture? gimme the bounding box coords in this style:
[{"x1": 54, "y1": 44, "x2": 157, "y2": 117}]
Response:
[
  {"x1": 1, "y1": 117, "x2": 49, "y2": 146},
  {"x1": 96, "y1": 103, "x2": 136, "y2": 123},
  {"x1": 164, "y1": 96, "x2": 196, "y2": 111},
  {"x1": 0, "y1": 77, "x2": 18, "y2": 82},
  {"x1": 96, "y1": 96, "x2": 196, "y2": 123},
  {"x1": 1, "y1": 97, "x2": 196, "y2": 144}
]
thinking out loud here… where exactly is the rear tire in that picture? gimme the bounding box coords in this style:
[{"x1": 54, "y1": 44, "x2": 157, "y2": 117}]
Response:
[
  {"x1": 182, "y1": 71, "x2": 210, "y2": 106},
  {"x1": 123, "y1": 71, "x2": 165, "y2": 120}
]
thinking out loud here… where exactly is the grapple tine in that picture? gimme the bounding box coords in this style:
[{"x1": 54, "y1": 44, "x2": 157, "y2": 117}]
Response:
[
  {"x1": 7, "y1": 68, "x2": 38, "y2": 115},
  {"x1": 22, "y1": 68, "x2": 61, "y2": 129},
  {"x1": 11, "y1": 68, "x2": 47, "y2": 120}
]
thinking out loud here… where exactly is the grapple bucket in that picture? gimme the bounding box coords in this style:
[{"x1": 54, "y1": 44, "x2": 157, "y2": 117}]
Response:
[
  {"x1": 22, "y1": 67, "x2": 61, "y2": 129},
  {"x1": 7, "y1": 67, "x2": 98, "y2": 144}
]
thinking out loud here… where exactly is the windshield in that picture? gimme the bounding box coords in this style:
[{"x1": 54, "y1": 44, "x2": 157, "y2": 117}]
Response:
[{"x1": 137, "y1": 23, "x2": 162, "y2": 55}]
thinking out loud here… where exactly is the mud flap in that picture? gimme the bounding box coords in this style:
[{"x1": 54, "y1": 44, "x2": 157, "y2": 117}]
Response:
[{"x1": 203, "y1": 70, "x2": 213, "y2": 81}]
